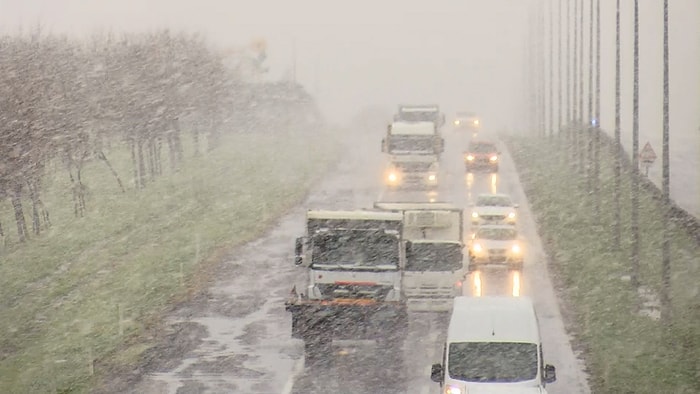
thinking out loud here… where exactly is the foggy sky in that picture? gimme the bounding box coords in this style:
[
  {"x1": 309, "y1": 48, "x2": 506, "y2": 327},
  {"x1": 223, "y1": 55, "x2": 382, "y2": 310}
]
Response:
[{"x1": 0, "y1": 0, "x2": 698, "y2": 137}]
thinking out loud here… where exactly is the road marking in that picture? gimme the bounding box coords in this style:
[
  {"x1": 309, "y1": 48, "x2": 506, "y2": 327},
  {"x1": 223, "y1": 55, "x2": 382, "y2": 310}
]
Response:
[{"x1": 280, "y1": 356, "x2": 304, "y2": 394}]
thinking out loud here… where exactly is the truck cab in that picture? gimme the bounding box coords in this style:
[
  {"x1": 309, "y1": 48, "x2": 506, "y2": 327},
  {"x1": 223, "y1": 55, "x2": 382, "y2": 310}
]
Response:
[
  {"x1": 286, "y1": 210, "x2": 408, "y2": 364},
  {"x1": 384, "y1": 154, "x2": 440, "y2": 190},
  {"x1": 374, "y1": 202, "x2": 466, "y2": 312},
  {"x1": 382, "y1": 121, "x2": 444, "y2": 157},
  {"x1": 394, "y1": 104, "x2": 446, "y2": 129}
]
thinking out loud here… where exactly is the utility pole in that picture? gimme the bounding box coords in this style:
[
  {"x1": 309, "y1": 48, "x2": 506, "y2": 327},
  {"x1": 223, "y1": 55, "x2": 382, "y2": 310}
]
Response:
[
  {"x1": 614, "y1": 0, "x2": 622, "y2": 250},
  {"x1": 558, "y1": 0, "x2": 563, "y2": 138},
  {"x1": 572, "y1": 0, "x2": 579, "y2": 170},
  {"x1": 660, "y1": 0, "x2": 671, "y2": 322},
  {"x1": 577, "y1": 0, "x2": 585, "y2": 175},
  {"x1": 291, "y1": 37, "x2": 297, "y2": 84},
  {"x1": 587, "y1": 0, "x2": 594, "y2": 190},
  {"x1": 540, "y1": 0, "x2": 546, "y2": 138},
  {"x1": 566, "y1": 0, "x2": 571, "y2": 127},
  {"x1": 566, "y1": 0, "x2": 572, "y2": 155},
  {"x1": 549, "y1": 0, "x2": 554, "y2": 139},
  {"x1": 593, "y1": 0, "x2": 601, "y2": 217},
  {"x1": 527, "y1": 3, "x2": 537, "y2": 134},
  {"x1": 631, "y1": 0, "x2": 640, "y2": 289}
]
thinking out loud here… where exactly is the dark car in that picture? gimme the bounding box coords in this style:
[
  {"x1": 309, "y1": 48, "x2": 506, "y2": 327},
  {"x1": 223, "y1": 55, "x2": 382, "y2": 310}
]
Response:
[{"x1": 464, "y1": 140, "x2": 499, "y2": 172}]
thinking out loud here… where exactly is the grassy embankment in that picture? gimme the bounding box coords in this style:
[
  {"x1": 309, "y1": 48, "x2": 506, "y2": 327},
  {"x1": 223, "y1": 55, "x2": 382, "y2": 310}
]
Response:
[
  {"x1": 0, "y1": 126, "x2": 340, "y2": 393},
  {"x1": 506, "y1": 135, "x2": 699, "y2": 394}
]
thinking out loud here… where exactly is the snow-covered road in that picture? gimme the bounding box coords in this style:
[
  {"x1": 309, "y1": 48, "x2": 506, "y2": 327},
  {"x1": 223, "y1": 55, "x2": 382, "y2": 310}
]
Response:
[{"x1": 132, "y1": 128, "x2": 591, "y2": 394}]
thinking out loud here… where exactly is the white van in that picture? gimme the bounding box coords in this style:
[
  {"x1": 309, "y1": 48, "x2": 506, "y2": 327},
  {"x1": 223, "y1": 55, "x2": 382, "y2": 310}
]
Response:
[{"x1": 430, "y1": 296, "x2": 556, "y2": 393}]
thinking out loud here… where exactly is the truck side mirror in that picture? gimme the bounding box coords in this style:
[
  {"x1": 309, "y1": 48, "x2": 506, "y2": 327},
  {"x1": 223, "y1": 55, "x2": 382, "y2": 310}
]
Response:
[
  {"x1": 381, "y1": 138, "x2": 386, "y2": 153},
  {"x1": 544, "y1": 364, "x2": 557, "y2": 383},
  {"x1": 430, "y1": 363, "x2": 443, "y2": 383},
  {"x1": 294, "y1": 237, "x2": 304, "y2": 265}
]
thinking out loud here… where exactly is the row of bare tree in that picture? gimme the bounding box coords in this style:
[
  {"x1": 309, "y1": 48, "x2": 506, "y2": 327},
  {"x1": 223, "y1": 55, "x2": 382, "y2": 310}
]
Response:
[{"x1": 0, "y1": 30, "x2": 315, "y2": 243}]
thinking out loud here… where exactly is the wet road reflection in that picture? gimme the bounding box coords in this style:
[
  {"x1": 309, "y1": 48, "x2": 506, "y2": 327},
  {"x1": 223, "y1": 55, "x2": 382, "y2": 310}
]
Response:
[
  {"x1": 465, "y1": 172, "x2": 500, "y2": 201},
  {"x1": 464, "y1": 267, "x2": 523, "y2": 298}
]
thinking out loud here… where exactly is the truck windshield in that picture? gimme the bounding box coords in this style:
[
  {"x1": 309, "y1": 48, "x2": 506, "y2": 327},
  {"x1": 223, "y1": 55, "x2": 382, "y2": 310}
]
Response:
[
  {"x1": 448, "y1": 342, "x2": 538, "y2": 383},
  {"x1": 398, "y1": 111, "x2": 437, "y2": 123},
  {"x1": 406, "y1": 243, "x2": 462, "y2": 272},
  {"x1": 311, "y1": 231, "x2": 399, "y2": 269},
  {"x1": 388, "y1": 135, "x2": 434, "y2": 153}
]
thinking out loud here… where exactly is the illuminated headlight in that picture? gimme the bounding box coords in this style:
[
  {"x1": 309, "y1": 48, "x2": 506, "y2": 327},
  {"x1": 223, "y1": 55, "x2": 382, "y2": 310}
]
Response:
[
  {"x1": 473, "y1": 243, "x2": 483, "y2": 253},
  {"x1": 473, "y1": 119, "x2": 480, "y2": 126},
  {"x1": 471, "y1": 212, "x2": 479, "y2": 218},
  {"x1": 508, "y1": 212, "x2": 516, "y2": 219},
  {"x1": 428, "y1": 174, "x2": 437, "y2": 182},
  {"x1": 445, "y1": 385, "x2": 462, "y2": 394},
  {"x1": 489, "y1": 155, "x2": 498, "y2": 162},
  {"x1": 512, "y1": 244, "x2": 522, "y2": 254},
  {"x1": 388, "y1": 172, "x2": 398, "y2": 182},
  {"x1": 454, "y1": 120, "x2": 461, "y2": 125},
  {"x1": 466, "y1": 155, "x2": 475, "y2": 161}
]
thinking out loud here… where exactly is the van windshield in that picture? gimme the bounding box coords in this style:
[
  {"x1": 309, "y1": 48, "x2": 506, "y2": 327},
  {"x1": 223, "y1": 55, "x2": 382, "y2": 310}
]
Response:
[{"x1": 448, "y1": 342, "x2": 538, "y2": 383}]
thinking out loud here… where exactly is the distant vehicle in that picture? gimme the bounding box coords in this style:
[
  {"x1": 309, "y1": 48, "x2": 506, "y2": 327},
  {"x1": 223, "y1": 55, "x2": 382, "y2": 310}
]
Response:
[
  {"x1": 381, "y1": 121, "x2": 444, "y2": 157},
  {"x1": 464, "y1": 140, "x2": 500, "y2": 172},
  {"x1": 384, "y1": 155, "x2": 439, "y2": 190},
  {"x1": 468, "y1": 224, "x2": 524, "y2": 269},
  {"x1": 394, "y1": 104, "x2": 446, "y2": 129},
  {"x1": 430, "y1": 296, "x2": 557, "y2": 392},
  {"x1": 453, "y1": 111, "x2": 481, "y2": 134},
  {"x1": 470, "y1": 193, "x2": 519, "y2": 226}
]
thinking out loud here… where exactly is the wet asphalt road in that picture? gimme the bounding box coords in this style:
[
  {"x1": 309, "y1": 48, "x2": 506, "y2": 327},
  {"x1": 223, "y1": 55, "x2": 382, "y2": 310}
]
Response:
[{"x1": 134, "y1": 129, "x2": 591, "y2": 394}]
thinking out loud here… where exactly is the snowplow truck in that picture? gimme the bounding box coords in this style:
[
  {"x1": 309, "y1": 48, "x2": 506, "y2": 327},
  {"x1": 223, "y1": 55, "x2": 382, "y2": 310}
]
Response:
[
  {"x1": 285, "y1": 209, "x2": 408, "y2": 364},
  {"x1": 374, "y1": 202, "x2": 466, "y2": 313}
]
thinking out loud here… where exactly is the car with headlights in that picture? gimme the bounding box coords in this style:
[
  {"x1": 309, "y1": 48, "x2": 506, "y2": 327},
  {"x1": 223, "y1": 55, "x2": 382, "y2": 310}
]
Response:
[
  {"x1": 470, "y1": 193, "x2": 519, "y2": 226},
  {"x1": 468, "y1": 225, "x2": 524, "y2": 269},
  {"x1": 464, "y1": 140, "x2": 499, "y2": 172},
  {"x1": 453, "y1": 111, "x2": 481, "y2": 134}
]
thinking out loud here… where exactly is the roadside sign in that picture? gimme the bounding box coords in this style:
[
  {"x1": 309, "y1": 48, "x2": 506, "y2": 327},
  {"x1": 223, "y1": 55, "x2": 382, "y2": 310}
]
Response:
[{"x1": 639, "y1": 142, "x2": 657, "y2": 164}]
